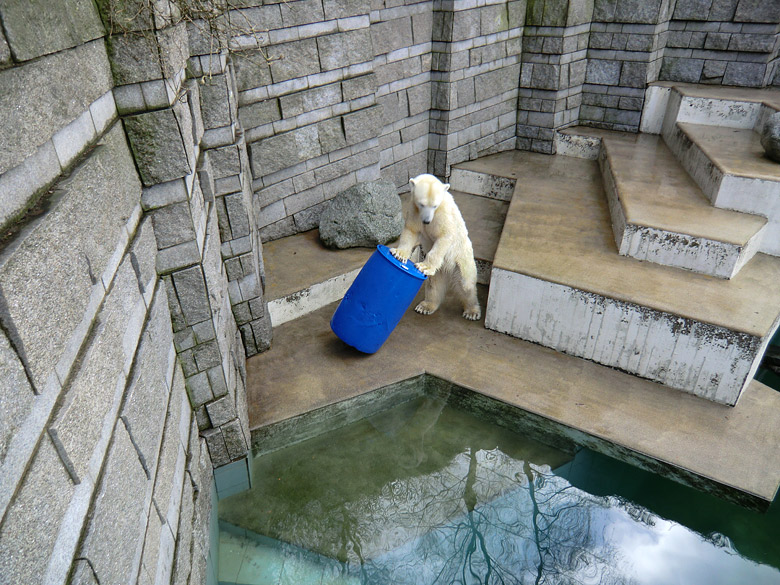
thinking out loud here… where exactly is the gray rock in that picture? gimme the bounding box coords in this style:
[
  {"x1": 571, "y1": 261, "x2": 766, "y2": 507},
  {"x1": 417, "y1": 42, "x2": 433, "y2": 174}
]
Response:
[
  {"x1": 318, "y1": 180, "x2": 403, "y2": 249},
  {"x1": 760, "y1": 112, "x2": 780, "y2": 163}
]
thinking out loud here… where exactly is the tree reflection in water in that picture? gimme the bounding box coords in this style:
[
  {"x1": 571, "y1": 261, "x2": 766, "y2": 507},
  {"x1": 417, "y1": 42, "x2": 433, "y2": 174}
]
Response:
[{"x1": 218, "y1": 394, "x2": 780, "y2": 585}]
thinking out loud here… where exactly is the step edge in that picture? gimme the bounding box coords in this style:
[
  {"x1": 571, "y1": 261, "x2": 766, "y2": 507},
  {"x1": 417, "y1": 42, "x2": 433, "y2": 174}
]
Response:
[{"x1": 487, "y1": 260, "x2": 775, "y2": 339}]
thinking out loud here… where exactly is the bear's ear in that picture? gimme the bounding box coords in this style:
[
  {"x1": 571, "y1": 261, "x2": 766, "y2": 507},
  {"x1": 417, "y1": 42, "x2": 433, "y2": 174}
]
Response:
[
  {"x1": 409, "y1": 177, "x2": 417, "y2": 186},
  {"x1": 442, "y1": 183, "x2": 450, "y2": 191}
]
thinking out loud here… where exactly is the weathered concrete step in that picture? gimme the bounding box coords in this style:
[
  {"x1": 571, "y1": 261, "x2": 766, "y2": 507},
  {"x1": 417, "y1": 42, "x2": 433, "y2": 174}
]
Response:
[
  {"x1": 600, "y1": 133, "x2": 767, "y2": 279},
  {"x1": 483, "y1": 151, "x2": 780, "y2": 406},
  {"x1": 264, "y1": 192, "x2": 508, "y2": 326},
  {"x1": 664, "y1": 122, "x2": 780, "y2": 256},
  {"x1": 264, "y1": 230, "x2": 371, "y2": 327},
  {"x1": 642, "y1": 82, "x2": 780, "y2": 134},
  {"x1": 449, "y1": 151, "x2": 524, "y2": 200}
]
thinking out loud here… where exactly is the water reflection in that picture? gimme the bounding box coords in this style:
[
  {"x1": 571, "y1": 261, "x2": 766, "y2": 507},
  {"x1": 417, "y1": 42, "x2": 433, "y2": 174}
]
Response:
[{"x1": 218, "y1": 394, "x2": 780, "y2": 585}]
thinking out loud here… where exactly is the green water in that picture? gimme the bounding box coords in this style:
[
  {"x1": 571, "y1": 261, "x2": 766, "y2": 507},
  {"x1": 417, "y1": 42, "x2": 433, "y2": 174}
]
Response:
[{"x1": 218, "y1": 391, "x2": 780, "y2": 585}]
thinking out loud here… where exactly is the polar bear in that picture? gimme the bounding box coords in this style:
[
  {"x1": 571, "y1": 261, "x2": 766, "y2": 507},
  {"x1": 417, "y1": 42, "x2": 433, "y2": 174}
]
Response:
[{"x1": 390, "y1": 174, "x2": 481, "y2": 321}]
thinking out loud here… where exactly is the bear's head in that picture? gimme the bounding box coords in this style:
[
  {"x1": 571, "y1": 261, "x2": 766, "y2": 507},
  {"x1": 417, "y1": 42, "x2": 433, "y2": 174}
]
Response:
[{"x1": 410, "y1": 174, "x2": 450, "y2": 225}]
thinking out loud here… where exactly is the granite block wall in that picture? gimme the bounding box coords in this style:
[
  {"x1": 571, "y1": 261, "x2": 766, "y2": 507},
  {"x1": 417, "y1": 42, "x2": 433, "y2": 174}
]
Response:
[
  {"x1": 518, "y1": 0, "x2": 591, "y2": 153},
  {"x1": 662, "y1": 0, "x2": 780, "y2": 87},
  {"x1": 0, "y1": 1, "x2": 244, "y2": 583},
  {"x1": 430, "y1": 0, "x2": 524, "y2": 173},
  {"x1": 237, "y1": 0, "x2": 527, "y2": 240},
  {"x1": 579, "y1": 0, "x2": 672, "y2": 133}
]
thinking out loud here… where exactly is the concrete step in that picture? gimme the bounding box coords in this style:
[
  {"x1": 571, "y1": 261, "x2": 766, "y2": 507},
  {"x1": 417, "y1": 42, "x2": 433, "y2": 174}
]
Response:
[
  {"x1": 484, "y1": 151, "x2": 780, "y2": 406},
  {"x1": 264, "y1": 192, "x2": 508, "y2": 326},
  {"x1": 664, "y1": 121, "x2": 780, "y2": 256},
  {"x1": 642, "y1": 82, "x2": 780, "y2": 134},
  {"x1": 599, "y1": 132, "x2": 767, "y2": 279},
  {"x1": 448, "y1": 151, "x2": 522, "y2": 200}
]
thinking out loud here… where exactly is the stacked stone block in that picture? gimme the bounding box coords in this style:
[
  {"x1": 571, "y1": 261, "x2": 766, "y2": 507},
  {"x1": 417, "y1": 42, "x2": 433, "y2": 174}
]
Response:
[
  {"x1": 580, "y1": 0, "x2": 672, "y2": 132},
  {"x1": 189, "y1": 20, "x2": 273, "y2": 357},
  {"x1": 0, "y1": 2, "x2": 219, "y2": 583},
  {"x1": 91, "y1": 0, "x2": 271, "y2": 473},
  {"x1": 229, "y1": 0, "x2": 383, "y2": 241},
  {"x1": 373, "y1": 1, "x2": 433, "y2": 187},
  {"x1": 662, "y1": 0, "x2": 780, "y2": 87},
  {"x1": 518, "y1": 0, "x2": 590, "y2": 153},
  {"x1": 429, "y1": 0, "x2": 523, "y2": 174}
]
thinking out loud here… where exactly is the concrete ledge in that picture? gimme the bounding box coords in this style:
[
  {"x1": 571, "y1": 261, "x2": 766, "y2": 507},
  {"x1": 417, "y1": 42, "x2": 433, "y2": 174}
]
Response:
[
  {"x1": 599, "y1": 133, "x2": 767, "y2": 278},
  {"x1": 665, "y1": 120, "x2": 780, "y2": 256},
  {"x1": 246, "y1": 290, "x2": 780, "y2": 510},
  {"x1": 486, "y1": 267, "x2": 769, "y2": 405},
  {"x1": 449, "y1": 167, "x2": 515, "y2": 200}
]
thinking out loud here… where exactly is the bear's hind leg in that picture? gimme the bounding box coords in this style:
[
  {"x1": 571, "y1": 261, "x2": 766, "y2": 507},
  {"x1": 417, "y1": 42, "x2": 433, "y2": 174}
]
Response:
[
  {"x1": 415, "y1": 271, "x2": 447, "y2": 315},
  {"x1": 455, "y1": 259, "x2": 481, "y2": 321}
]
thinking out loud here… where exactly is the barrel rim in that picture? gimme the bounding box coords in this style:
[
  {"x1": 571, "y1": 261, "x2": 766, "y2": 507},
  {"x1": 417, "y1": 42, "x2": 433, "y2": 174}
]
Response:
[{"x1": 375, "y1": 245, "x2": 428, "y2": 281}]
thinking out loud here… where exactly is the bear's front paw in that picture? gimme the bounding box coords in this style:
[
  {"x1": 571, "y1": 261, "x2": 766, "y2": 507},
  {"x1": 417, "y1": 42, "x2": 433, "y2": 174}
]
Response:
[
  {"x1": 415, "y1": 262, "x2": 436, "y2": 277},
  {"x1": 389, "y1": 247, "x2": 410, "y2": 262},
  {"x1": 415, "y1": 301, "x2": 438, "y2": 315}
]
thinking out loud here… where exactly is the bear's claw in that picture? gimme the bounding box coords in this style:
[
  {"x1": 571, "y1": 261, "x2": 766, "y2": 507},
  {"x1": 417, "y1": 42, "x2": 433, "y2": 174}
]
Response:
[
  {"x1": 389, "y1": 247, "x2": 409, "y2": 262},
  {"x1": 462, "y1": 308, "x2": 481, "y2": 321},
  {"x1": 415, "y1": 301, "x2": 438, "y2": 315},
  {"x1": 415, "y1": 262, "x2": 436, "y2": 276}
]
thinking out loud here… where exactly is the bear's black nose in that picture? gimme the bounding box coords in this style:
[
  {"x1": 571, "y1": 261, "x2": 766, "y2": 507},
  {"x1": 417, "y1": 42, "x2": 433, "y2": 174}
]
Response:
[{"x1": 423, "y1": 219, "x2": 431, "y2": 224}]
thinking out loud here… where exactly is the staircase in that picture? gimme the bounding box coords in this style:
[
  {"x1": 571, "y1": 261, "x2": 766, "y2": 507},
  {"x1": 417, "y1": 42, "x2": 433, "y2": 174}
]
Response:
[{"x1": 475, "y1": 83, "x2": 780, "y2": 407}]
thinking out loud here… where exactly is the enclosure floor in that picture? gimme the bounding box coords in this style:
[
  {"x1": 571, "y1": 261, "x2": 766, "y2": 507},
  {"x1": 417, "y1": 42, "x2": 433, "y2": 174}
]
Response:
[
  {"x1": 247, "y1": 150, "x2": 780, "y2": 507},
  {"x1": 246, "y1": 283, "x2": 780, "y2": 506}
]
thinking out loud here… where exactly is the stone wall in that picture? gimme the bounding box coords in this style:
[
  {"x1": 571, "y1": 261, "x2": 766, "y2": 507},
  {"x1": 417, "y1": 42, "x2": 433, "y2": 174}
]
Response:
[
  {"x1": 233, "y1": 0, "x2": 525, "y2": 240},
  {"x1": 577, "y1": 0, "x2": 780, "y2": 135},
  {"x1": 235, "y1": 0, "x2": 779, "y2": 230},
  {"x1": 0, "y1": 0, "x2": 257, "y2": 583},
  {"x1": 662, "y1": 0, "x2": 780, "y2": 87}
]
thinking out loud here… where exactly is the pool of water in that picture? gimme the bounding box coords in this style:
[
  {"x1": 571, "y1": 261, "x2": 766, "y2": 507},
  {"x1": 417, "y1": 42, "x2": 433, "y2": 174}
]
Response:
[{"x1": 218, "y1": 386, "x2": 780, "y2": 585}]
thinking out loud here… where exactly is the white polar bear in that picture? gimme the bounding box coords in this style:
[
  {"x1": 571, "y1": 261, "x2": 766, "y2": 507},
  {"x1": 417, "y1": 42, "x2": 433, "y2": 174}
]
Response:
[{"x1": 390, "y1": 173, "x2": 481, "y2": 321}]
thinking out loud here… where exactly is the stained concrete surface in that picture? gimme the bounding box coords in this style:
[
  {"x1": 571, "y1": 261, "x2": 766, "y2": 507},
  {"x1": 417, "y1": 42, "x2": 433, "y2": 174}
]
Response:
[
  {"x1": 246, "y1": 285, "x2": 780, "y2": 507},
  {"x1": 679, "y1": 123, "x2": 780, "y2": 181},
  {"x1": 602, "y1": 132, "x2": 767, "y2": 244},
  {"x1": 247, "y1": 150, "x2": 780, "y2": 508},
  {"x1": 491, "y1": 150, "x2": 780, "y2": 338}
]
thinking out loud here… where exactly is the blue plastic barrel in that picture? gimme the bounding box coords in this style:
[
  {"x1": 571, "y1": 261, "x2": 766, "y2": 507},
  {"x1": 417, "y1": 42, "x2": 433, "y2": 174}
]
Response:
[{"x1": 331, "y1": 245, "x2": 427, "y2": 353}]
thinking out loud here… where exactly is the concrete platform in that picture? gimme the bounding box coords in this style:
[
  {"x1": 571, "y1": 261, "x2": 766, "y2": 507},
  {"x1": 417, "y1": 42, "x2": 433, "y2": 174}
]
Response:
[
  {"x1": 665, "y1": 122, "x2": 780, "y2": 257},
  {"x1": 484, "y1": 150, "x2": 780, "y2": 404},
  {"x1": 245, "y1": 287, "x2": 780, "y2": 510},
  {"x1": 263, "y1": 229, "x2": 372, "y2": 326},
  {"x1": 599, "y1": 132, "x2": 767, "y2": 278},
  {"x1": 488, "y1": 151, "x2": 780, "y2": 340},
  {"x1": 263, "y1": 191, "x2": 507, "y2": 325}
]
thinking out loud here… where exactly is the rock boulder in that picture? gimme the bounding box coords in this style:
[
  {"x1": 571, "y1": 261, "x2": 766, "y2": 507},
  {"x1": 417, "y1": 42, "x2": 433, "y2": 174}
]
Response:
[
  {"x1": 319, "y1": 180, "x2": 403, "y2": 249},
  {"x1": 760, "y1": 111, "x2": 780, "y2": 163}
]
